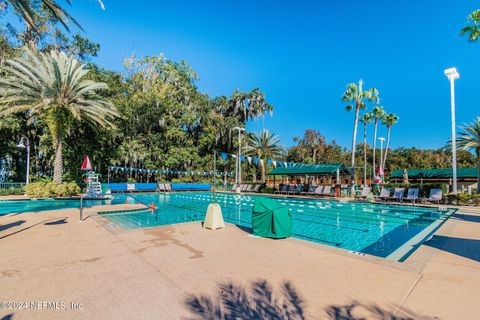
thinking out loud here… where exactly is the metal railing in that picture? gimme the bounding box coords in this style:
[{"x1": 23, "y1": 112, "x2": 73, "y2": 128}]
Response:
[{"x1": 0, "y1": 182, "x2": 25, "y2": 190}]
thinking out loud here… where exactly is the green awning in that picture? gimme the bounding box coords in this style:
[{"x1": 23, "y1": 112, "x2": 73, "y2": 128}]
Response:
[
  {"x1": 390, "y1": 168, "x2": 478, "y2": 179},
  {"x1": 267, "y1": 163, "x2": 352, "y2": 176}
]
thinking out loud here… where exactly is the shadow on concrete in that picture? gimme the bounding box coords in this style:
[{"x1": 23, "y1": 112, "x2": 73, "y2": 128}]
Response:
[
  {"x1": 0, "y1": 217, "x2": 68, "y2": 240},
  {"x1": 0, "y1": 220, "x2": 25, "y2": 232},
  {"x1": 44, "y1": 218, "x2": 68, "y2": 225},
  {"x1": 185, "y1": 281, "x2": 438, "y2": 320},
  {"x1": 424, "y1": 235, "x2": 480, "y2": 262},
  {"x1": 185, "y1": 280, "x2": 306, "y2": 319},
  {"x1": 1, "y1": 314, "x2": 14, "y2": 320},
  {"x1": 325, "y1": 300, "x2": 438, "y2": 319},
  {"x1": 451, "y1": 213, "x2": 480, "y2": 223}
]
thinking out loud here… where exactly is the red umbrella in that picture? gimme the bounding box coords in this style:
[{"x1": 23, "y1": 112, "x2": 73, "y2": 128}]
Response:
[{"x1": 81, "y1": 155, "x2": 93, "y2": 171}]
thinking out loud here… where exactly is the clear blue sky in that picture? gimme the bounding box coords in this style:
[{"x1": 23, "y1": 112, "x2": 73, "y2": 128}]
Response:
[{"x1": 65, "y1": 1, "x2": 479, "y2": 149}]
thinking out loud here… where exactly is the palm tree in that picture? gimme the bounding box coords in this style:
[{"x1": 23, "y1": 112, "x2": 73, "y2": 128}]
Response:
[
  {"x1": 454, "y1": 117, "x2": 480, "y2": 193},
  {"x1": 381, "y1": 113, "x2": 399, "y2": 171},
  {"x1": 228, "y1": 88, "x2": 273, "y2": 124},
  {"x1": 360, "y1": 112, "x2": 374, "y2": 185},
  {"x1": 341, "y1": 80, "x2": 379, "y2": 187},
  {"x1": 460, "y1": 10, "x2": 480, "y2": 42},
  {"x1": 0, "y1": 45, "x2": 118, "y2": 183},
  {"x1": 371, "y1": 106, "x2": 386, "y2": 176},
  {"x1": 245, "y1": 129, "x2": 284, "y2": 183},
  {"x1": 5, "y1": 0, "x2": 82, "y2": 36}
]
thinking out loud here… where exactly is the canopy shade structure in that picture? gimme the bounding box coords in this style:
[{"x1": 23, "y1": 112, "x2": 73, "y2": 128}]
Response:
[
  {"x1": 268, "y1": 163, "x2": 353, "y2": 176},
  {"x1": 390, "y1": 168, "x2": 478, "y2": 180}
]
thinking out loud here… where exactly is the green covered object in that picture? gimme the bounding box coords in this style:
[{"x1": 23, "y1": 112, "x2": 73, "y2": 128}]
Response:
[{"x1": 252, "y1": 197, "x2": 293, "y2": 239}]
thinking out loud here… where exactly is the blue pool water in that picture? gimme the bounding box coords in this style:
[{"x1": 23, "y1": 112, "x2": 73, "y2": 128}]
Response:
[{"x1": 0, "y1": 192, "x2": 453, "y2": 260}]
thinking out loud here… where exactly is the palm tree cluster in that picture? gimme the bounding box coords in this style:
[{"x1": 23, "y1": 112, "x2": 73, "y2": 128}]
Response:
[
  {"x1": 342, "y1": 80, "x2": 399, "y2": 186},
  {"x1": 0, "y1": 44, "x2": 118, "y2": 183}
]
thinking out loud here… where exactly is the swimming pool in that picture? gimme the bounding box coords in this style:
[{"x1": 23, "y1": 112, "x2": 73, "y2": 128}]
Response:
[
  {"x1": 0, "y1": 192, "x2": 453, "y2": 261},
  {"x1": 99, "y1": 192, "x2": 453, "y2": 261}
]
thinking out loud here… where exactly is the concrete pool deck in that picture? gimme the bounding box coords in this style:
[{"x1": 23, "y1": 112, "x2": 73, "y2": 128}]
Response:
[{"x1": 0, "y1": 203, "x2": 479, "y2": 319}]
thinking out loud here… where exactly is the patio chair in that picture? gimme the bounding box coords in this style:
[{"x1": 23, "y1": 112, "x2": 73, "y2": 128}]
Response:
[
  {"x1": 301, "y1": 185, "x2": 316, "y2": 195},
  {"x1": 355, "y1": 186, "x2": 371, "y2": 200},
  {"x1": 405, "y1": 188, "x2": 419, "y2": 203},
  {"x1": 274, "y1": 184, "x2": 287, "y2": 194},
  {"x1": 252, "y1": 184, "x2": 262, "y2": 193},
  {"x1": 389, "y1": 188, "x2": 405, "y2": 202},
  {"x1": 321, "y1": 185, "x2": 332, "y2": 197},
  {"x1": 375, "y1": 188, "x2": 391, "y2": 202},
  {"x1": 423, "y1": 189, "x2": 443, "y2": 204},
  {"x1": 286, "y1": 184, "x2": 297, "y2": 194},
  {"x1": 245, "y1": 184, "x2": 253, "y2": 192},
  {"x1": 312, "y1": 185, "x2": 324, "y2": 197},
  {"x1": 158, "y1": 183, "x2": 165, "y2": 192},
  {"x1": 294, "y1": 184, "x2": 304, "y2": 194},
  {"x1": 164, "y1": 183, "x2": 172, "y2": 192}
]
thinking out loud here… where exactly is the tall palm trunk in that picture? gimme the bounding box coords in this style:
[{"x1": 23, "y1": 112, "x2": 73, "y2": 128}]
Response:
[
  {"x1": 382, "y1": 126, "x2": 391, "y2": 170},
  {"x1": 261, "y1": 161, "x2": 266, "y2": 183},
  {"x1": 372, "y1": 118, "x2": 379, "y2": 177},
  {"x1": 350, "y1": 105, "x2": 360, "y2": 187},
  {"x1": 53, "y1": 137, "x2": 63, "y2": 184},
  {"x1": 363, "y1": 122, "x2": 368, "y2": 186}
]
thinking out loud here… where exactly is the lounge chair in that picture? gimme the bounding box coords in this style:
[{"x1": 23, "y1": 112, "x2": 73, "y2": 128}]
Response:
[
  {"x1": 274, "y1": 184, "x2": 287, "y2": 194},
  {"x1": 389, "y1": 188, "x2": 405, "y2": 202},
  {"x1": 158, "y1": 183, "x2": 165, "y2": 192},
  {"x1": 164, "y1": 183, "x2": 172, "y2": 192},
  {"x1": 245, "y1": 184, "x2": 253, "y2": 192},
  {"x1": 375, "y1": 188, "x2": 391, "y2": 202},
  {"x1": 252, "y1": 184, "x2": 261, "y2": 193},
  {"x1": 301, "y1": 185, "x2": 316, "y2": 195},
  {"x1": 320, "y1": 185, "x2": 332, "y2": 197},
  {"x1": 355, "y1": 187, "x2": 371, "y2": 200},
  {"x1": 312, "y1": 185, "x2": 324, "y2": 197},
  {"x1": 405, "y1": 188, "x2": 419, "y2": 203},
  {"x1": 294, "y1": 185, "x2": 304, "y2": 194},
  {"x1": 423, "y1": 189, "x2": 443, "y2": 204},
  {"x1": 286, "y1": 184, "x2": 297, "y2": 194}
]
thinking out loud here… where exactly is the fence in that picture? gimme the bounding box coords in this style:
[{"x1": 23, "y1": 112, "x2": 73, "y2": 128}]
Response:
[{"x1": 0, "y1": 182, "x2": 26, "y2": 190}]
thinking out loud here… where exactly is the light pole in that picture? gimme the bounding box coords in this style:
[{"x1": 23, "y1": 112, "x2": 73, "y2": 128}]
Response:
[
  {"x1": 444, "y1": 67, "x2": 460, "y2": 194},
  {"x1": 378, "y1": 137, "x2": 385, "y2": 183},
  {"x1": 17, "y1": 137, "x2": 30, "y2": 185},
  {"x1": 232, "y1": 126, "x2": 245, "y2": 191}
]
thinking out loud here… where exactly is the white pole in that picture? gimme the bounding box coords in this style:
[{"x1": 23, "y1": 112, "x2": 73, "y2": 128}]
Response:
[
  {"x1": 450, "y1": 77, "x2": 458, "y2": 194},
  {"x1": 238, "y1": 129, "x2": 242, "y2": 185},
  {"x1": 379, "y1": 137, "x2": 385, "y2": 183},
  {"x1": 25, "y1": 138, "x2": 30, "y2": 185},
  {"x1": 445, "y1": 67, "x2": 459, "y2": 194}
]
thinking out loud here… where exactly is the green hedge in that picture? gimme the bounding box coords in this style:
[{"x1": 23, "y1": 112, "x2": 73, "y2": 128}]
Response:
[
  {"x1": 25, "y1": 182, "x2": 81, "y2": 198},
  {"x1": 0, "y1": 187, "x2": 24, "y2": 196},
  {"x1": 444, "y1": 193, "x2": 480, "y2": 206}
]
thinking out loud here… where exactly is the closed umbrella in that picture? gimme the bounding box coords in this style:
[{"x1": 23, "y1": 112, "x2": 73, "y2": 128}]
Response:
[
  {"x1": 81, "y1": 155, "x2": 92, "y2": 171},
  {"x1": 403, "y1": 169, "x2": 409, "y2": 184}
]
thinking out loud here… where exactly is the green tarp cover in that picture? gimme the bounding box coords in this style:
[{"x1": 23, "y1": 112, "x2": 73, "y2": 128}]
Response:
[
  {"x1": 267, "y1": 163, "x2": 352, "y2": 176},
  {"x1": 252, "y1": 198, "x2": 293, "y2": 239},
  {"x1": 390, "y1": 168, "x2": 478, "y2": 179}
]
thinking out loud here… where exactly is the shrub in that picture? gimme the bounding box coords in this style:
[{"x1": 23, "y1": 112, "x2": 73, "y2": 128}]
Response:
[
  {"x1": 444, "y1": 193, "x2": 480, "y2": 206},
  {"x1": 25, "y1": 181, "x2": 81, "y2": 198},
  {"x1": 0, "y1": 187, "x2": 24, "y2": 196}
]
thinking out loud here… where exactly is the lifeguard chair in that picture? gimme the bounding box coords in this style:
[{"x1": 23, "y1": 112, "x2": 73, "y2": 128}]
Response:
[{"x1": 84, "y1": 171, "x2": 103, "y2": 197}]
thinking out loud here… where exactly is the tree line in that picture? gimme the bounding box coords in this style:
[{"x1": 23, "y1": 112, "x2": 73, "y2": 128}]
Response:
[{"x1": 0, "y1": 1, "x2": 479, "y2": 187}]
